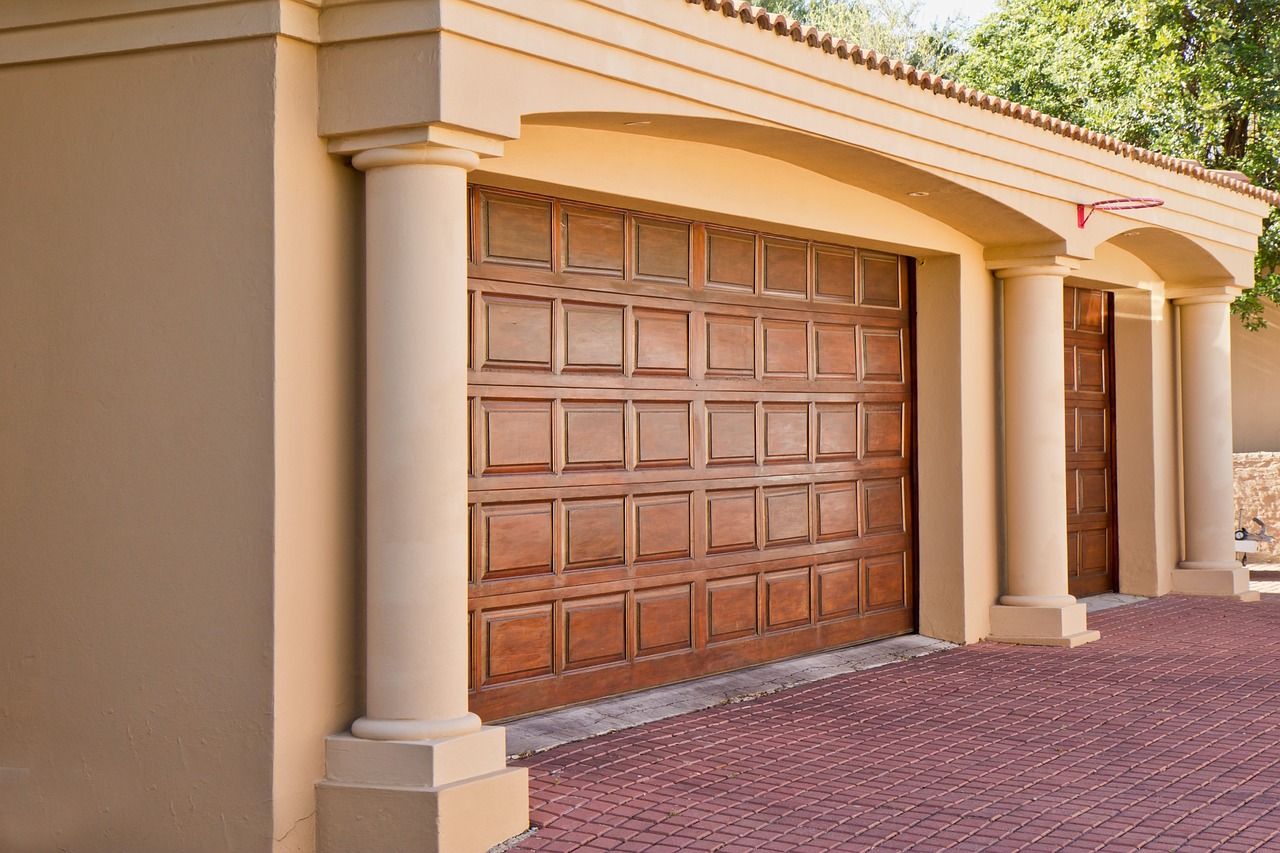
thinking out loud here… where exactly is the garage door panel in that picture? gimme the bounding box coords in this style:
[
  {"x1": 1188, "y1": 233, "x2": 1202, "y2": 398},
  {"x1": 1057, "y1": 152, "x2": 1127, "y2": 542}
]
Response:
[
  {"x1": 468, "y1": 188, "x2": 914, "y2": 720},
  {"x1": 814, "y1": 246, "x2": 857, "y2": 304},
  {"x1": 1065, "y1": 286, "x2": 1117, "y2": 597},
  {"x1": 706, "y1": 227, "x2": 757, "y2": 293},
  {"x1": 562, "y1": 301, "x2": 624, "y2": 373},
  {"x1": 562, "y1": 205, "x2": 626, "y2": 278}
]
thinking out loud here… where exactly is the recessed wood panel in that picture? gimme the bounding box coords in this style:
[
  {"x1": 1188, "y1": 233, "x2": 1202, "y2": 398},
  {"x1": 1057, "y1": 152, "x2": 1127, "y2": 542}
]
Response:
[
  {"x1": 481, "y1": 399, "x2": 552, "y2": 474},
  {"x1": 1063, "y1": 287, "x2": 1078, "y2": 330},
  {"x1": 706, "y1": 228, "x2": 756, "y2": 292},
  {"x1": 764, "y1": 568, "x2": 812, "y2": 631},
  {"x1": 763, "y1": 320, "x2": 808, "y2": 378},
  {"x1": 1077, "y1": 288, "x2": 1105, "y2": 333},
  {"x1": 1064, "y1": 345, "x2": 1077, "y2": 390},
  {"x1": 706, "y1": 314, "x2": 756, "y2": 377},
  {"x1": 861, "y1": 328, "x2": 904, "y2": 382},
  {"x1": 635, "y1": 585, "x2": 693, "y2": 656},
  {"x1": 1067, "y1": 531, "x2": 1080, "y2": 576},
  {"x1": 861, "y1": 253, "x2": 901, "y2": 308},
  {"x1": 1080, "y1": 469, "x2": 1108, "y2": 513},
  {"x1": 563, "y1": 303, "x2": 623, "y2": 372},
  {"x1": 763, "y1": 404, "x2": 809, "y2": 463},
  {"x1": 563, "y1": 402, "x2": 625, "y2": 470},
  {"x1": 563, "y1": 498, "x2": 626, "y2": 571},
  {"x1": 634, "y1": 493, "x2": 692, "y2": 563},
  {"x1": 707, "y1": 575, "x2": 758, "y2": 642},
  {"x1": 865, "y1": 553, "x2": 906, "y2": 611},
  {"x1": 763, "y1": 238, "x2": 808, "y2": 297},
  {"x1": 815, "y1": 404, "x2": 857, "y2": 461},
  {"x1": 816, "y1": 483, "x2": 858, "y2": 542},
  {"x1": 1077, "y1": 349, "x2": 1106, "y2": 393},
  {"x1": 483, "y1": 192, "x2": 552, "y2": 268},
  {"x1": 815, "y1": 247, "x2": 856, "y2": 303},
  {"x1": 634, "y1": 217, "x2": 690, "y2": 284},
  {"x1": 707, "y1": 489, "x2": 757, "y2": 553},
  {"x1": 863, "y1": 479, "x2": 905, "y2": 536},
  {"x1": 862, "y1": 403, "x2": 904, "y2": 459},
  {"x1": 706, "y1": 403, "x2": 756, "y2": 465},
  {"x1": 634, "y1": 309, "x2": 689, "y2": 375},
  {"x1": 563, "y1": 206, "x2": 625, "y2": 276},
  {"x1": 1065, "y1": 409, "x2": 1077, "y2": 451},
  {"x1": 484, "y1": 296, "x2": 552, "y2": 369},
  {"x1": 817, "y1": 560, "x2": 860, "y2": 620},
  {"x1": 481, "y1": 502, "x2": 553, "y2": 579},
  {"x1": 1081, "y1": 529, "x2": 1109, "y2": 571},
  {"x1": 482, "y1": 604, "x2": 554, "y2": 685},
  {"x1": 815, "y1": 323, "x2": 857, "y2": 379},
  {"x1": 635, "y1": 402, "x2": 691, "y2": 468},
  {"x1": 1078, "y1": 408, "x2": 1106, "y2": 453},
  {"x1": 764, "y1": 485, "x2": 810, "y2": 547},
  {"x1": 563, "y1": 595, "x2": 627, "y2": 671},
  {"x1": 1066, "y1": 470, "x2": 1078, "y2": 514}
]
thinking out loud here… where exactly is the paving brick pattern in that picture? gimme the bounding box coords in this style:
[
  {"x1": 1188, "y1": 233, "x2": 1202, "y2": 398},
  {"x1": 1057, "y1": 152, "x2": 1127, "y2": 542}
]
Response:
[{"x1": 515, "y1": 596, "x2": 1280, "y2": 851}]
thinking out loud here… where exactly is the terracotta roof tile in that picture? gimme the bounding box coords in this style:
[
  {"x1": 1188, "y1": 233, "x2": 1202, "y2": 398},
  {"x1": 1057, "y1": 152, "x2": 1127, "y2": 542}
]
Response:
[{"x1": 684, "y1": 0, "x2": 1280, "y2": 208}]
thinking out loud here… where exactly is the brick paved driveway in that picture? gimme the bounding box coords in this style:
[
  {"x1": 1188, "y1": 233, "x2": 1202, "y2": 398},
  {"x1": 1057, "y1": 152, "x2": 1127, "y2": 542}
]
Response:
[{"x1": 514, "y1": 595, "x2": 1280, "y2": 851}]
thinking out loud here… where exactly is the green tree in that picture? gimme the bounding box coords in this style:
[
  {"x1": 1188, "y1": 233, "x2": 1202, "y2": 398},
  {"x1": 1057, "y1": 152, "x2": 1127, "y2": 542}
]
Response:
[
  {"x1": 753, "y1": 0, "x2": 965, "y2": 74},
  {"x1": 945, "y1": 0, "x2": 1280, "y2": 328}
]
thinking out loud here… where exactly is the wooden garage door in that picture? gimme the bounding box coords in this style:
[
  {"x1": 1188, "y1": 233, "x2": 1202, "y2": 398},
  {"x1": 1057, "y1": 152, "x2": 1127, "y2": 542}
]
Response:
[
  {"x1": 466, "y1": 187, "x2": 916, "y2": 721},
  {"x1": 1064, "y1": 285, "x2": 1118, "y2": 598}
]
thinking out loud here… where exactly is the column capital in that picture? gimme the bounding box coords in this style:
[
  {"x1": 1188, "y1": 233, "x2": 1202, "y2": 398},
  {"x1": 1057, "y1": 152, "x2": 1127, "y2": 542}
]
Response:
[
  {"x1": 1167, "y1": 283, "x2": 1243, "y2": 306},
  {"x1": 352, "y1": 145, "x2": 481, "y2": 173},
  {"x1": 985, "y1": 255, "x2": 1084, "y2": 281}
]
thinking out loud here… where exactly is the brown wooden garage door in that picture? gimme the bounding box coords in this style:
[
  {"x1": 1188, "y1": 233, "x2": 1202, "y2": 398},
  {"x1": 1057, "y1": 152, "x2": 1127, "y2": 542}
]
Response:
[
  {"x1": 1064, "y1": 285, "x2": 1117, "y2": 598},
  {"x1": 466, "y1": 187, "x2": 916, "y2": 721}
]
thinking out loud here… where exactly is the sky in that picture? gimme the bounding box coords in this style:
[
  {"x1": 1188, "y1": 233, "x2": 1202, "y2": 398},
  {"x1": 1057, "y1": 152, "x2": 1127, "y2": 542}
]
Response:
[{"x1": 914, "y1": 0, "x2": 1000, "y2": 26}]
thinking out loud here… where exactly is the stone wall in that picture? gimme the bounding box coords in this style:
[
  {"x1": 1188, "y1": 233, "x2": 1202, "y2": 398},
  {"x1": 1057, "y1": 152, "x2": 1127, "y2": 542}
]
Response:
[{"x1": 1234, "y1": 452, "x2": 1280, "y2": 564}]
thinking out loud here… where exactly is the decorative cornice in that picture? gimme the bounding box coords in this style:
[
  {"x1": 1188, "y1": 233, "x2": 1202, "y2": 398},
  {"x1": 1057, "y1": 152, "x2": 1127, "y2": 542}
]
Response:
[{"x1": 0, "y1": 0, "x2": 319, "y2": 67}]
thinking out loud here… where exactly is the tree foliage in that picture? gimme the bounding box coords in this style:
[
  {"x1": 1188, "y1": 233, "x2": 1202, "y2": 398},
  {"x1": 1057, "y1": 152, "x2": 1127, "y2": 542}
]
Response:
[{"x1": 759, "y1": 0, "x2": 1280, "y2": 328}]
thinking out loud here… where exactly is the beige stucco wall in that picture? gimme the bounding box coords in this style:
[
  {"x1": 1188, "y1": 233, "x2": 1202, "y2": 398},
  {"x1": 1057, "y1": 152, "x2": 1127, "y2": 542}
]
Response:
[
  {"x1": 0, "y1": 40, "x2": 280, "y2": 852},
  {"x1": 1112, "y1": 287, "x2": 1181, "y2": 596},
  {"x1": 1232, "y1": 302, "x2": 1280, "y2": 453},
  {"x1": 270, "y1": 37, "x2": 362, "y2": 853}
]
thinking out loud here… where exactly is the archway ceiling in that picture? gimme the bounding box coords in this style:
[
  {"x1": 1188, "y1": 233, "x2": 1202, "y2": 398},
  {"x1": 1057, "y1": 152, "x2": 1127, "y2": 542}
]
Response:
[
  {"x1": 524, "y1": 113, "x2": 1062, "y2": 249},
  {"x1": 1101, "y1": 228, "x2": 1233, "y2": 284}
]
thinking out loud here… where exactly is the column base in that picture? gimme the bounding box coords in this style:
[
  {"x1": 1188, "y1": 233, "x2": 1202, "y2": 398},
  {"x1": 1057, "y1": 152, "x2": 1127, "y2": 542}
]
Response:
[
  {"x1": 317, "y1": 727, "x2": 529, "y2": 853},
  {"x1": 987, "y1": 602, "x2": 1101, "y2": 647},
  {"x1": 1172, "y1": 565, "x2": 1260, "y2": 601}
]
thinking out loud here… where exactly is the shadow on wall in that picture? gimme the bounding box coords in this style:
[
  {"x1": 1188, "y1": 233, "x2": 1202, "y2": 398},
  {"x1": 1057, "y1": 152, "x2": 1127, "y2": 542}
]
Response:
[{"x1": 1235, "y1": 452, "x2": 1280, "y2": 564}]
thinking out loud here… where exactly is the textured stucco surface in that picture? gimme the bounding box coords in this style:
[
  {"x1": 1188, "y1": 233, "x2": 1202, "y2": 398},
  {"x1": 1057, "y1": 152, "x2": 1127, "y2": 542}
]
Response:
[
  {"x1": 1235, "y1": 453, "x2": 1280, "y2": 564},
  {"x1": 0, "y1": 41, "x2": 278, "y2": 852}
]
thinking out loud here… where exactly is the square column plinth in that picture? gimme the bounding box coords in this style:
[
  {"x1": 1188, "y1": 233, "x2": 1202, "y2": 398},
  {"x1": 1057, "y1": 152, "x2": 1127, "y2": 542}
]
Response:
[
  {"x1": 988, "y1": 603, "x2": 1101, "y2": 648},
  {"x1": 317, "y1": 728, "x2": 529, "y2": 853},
  {"x1": 1172, "y1": 566, "x2": 1260, "y2": 601}
]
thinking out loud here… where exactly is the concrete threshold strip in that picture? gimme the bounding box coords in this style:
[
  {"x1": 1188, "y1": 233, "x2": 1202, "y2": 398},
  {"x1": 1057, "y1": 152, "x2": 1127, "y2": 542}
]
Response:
[{"x1": 504, "y1": 592, "x2": 1148, "y2": 761}]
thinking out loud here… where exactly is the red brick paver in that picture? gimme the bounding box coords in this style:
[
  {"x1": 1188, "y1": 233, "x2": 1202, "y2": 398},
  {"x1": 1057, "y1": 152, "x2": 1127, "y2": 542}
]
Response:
[{"x1": 515, "y1": 596, "x2": 1280, "y2": 851}]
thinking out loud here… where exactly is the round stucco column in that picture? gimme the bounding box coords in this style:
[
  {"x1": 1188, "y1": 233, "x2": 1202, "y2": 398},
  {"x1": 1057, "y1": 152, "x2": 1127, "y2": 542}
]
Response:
[
  {"x1": 351, "y1": 146, "x2": 481, "y2": 741},
  {"x1": 1176, "y1": 293, "x2": 1239, "y2": 570},
  {"x1": 998, "y1": 265, "x2": 1076, "y2": 608}
]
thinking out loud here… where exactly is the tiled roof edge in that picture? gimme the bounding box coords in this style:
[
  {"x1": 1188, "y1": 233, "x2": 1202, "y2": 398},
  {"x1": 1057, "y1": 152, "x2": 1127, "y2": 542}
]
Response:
[{"x1": 684, "y1": 0, "x2": 1280, "y2": 209}]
